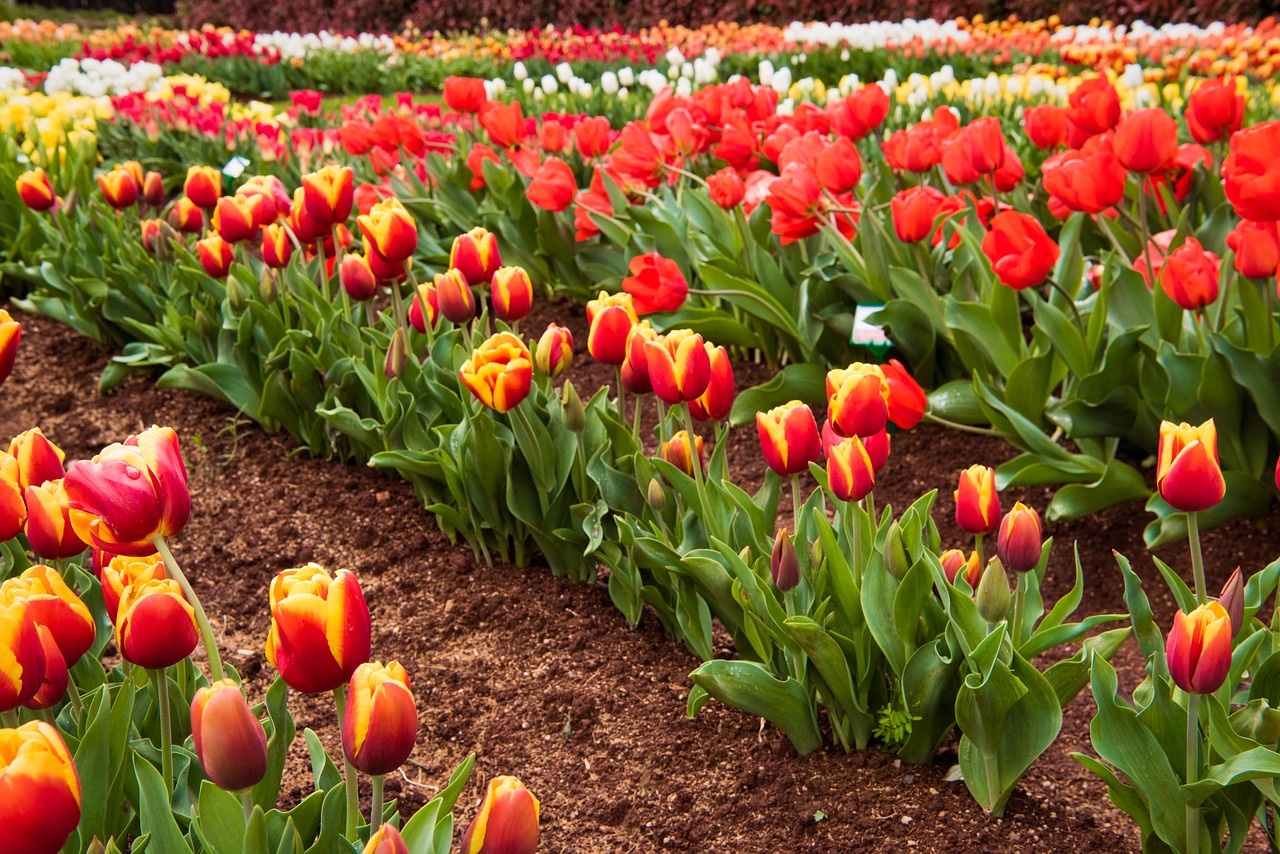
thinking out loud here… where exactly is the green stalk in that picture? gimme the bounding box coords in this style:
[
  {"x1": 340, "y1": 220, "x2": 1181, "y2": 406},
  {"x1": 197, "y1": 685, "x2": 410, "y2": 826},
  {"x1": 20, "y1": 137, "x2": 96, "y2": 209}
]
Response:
[
  {"x1": 240, "y1": 789, "x2": 255, "y2": 823},
  {"x1": 846, "y1": 501, "x2": 863, "y2": 585},
  {"x1": 974, "y1": 532, "x2": 985, "y2": 567},
  {"x1": 370, "y1": 774, "x2": 385, "y2": 833},
  {"x1": 922, "y1": 412, "x2": 1002, "y2": 437},
  {"x1": 1010, "y1": 572, "x2": 1026, "y2": 650},
  {"x1": 682, "y1": 405, "x2": 717, "y2": 544},
  {"x1": 615, "y1": 365, "x2": 627, "y2": 422},
  {"x1": 1188, "y1": 511, "x2": 1207, "y2": 606},
  {"x1": 790, "y1": 475, "x2": 804, "y2": 534},
  {"x1": 152, "y1": 536, "x2": 225, "y2": 682},
  {"x1": 333, "y1": 686, "x2": 359, "y2": 840},
  {"x1": 65, "y1": 679, "x2": 84, "y2": 718},
  {"x1": 1187, "y1": 692, "x2": 1201, "y2": 854},
  {"x1": 154, "y1": 668, "x2": 173, "y2": 795}
]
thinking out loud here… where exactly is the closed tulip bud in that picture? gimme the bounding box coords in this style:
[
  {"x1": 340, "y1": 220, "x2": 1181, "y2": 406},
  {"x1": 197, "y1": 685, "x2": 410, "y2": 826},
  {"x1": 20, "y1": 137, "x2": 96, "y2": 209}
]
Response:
[
  {"x1": 492, "y1": 266, "x2": 534, "y2": 323},
  {"x1": 1166, "y1": 602, "x2": 1233, "y2": 694},
  {"x1": 357, "y1": 198, "x2": 417, "y2": 263},
  {"x1": 116, "y1": 578, "x2": 198, "y2": 669},
  {"x1": 343, "y1": 661, "x2": 418, "y2": 776},
  {"x1": 460, "y1": 332, "x2": 534, "y2": 413},
  {"x1": 191, "y1": 679, "x2": 268, "y2": 792},
  {"x1": 1159, "y1": 237, "x2": 1220, "y2": 311},
  {"x1": 976, "y1": 558, "x2": 1012, "y2": 623},
  {"x1": 1218, "y1": 567, "x2": 1244, "y2": 637},
  {"x1": 562, "y1": 381, "x2": 586, "y2": 432},
  {"x1": 363, "y1": 825, "x2": 411, "y2": 854},
  {"x1": 880, "y1": 359, "x2": 927, "y2": 430},
  {"x1": 757, "y1": 402, "x2": 821, "y2": 477},
  {"x1": 996, "y1": 502, "x2": 1043, "y2": 574},
  {"x1": 260, "y1": 267, "x2": 279, "y2": 303},
  {"x1": 184, "y1": 165, "x2": 222, "y2": 209},
  {"x1": 64, "y1": 426, "x2": 190, "y2": 556},
  {"x1": 24, "y1": 625, "x2": 67, "y2": 711},
  {"x1": 16, "y1": 168, "x2": 56, "y2": 211},
  {"x1": 462, "y1": 775, "x2": 540, "y2": 854},
  {"x1": 0, "y1": 310, "x2": 18, "y2": 386},
  {"x1": 23, "y1": 480, "x2": 87, "y2": 560},
  {"x1": 212, "y1": 195, "x2": 256, "y2": 243},
  {"x1": 827, "y1": 363, "x2": 890, "y2": 438},
  {"x1": 707, "y1": 167, "x2": 745, "y2": 209},
  {"x1": 261, "y1": 223, "x2": 294, "y2": 269},
  {"x1": 450, "y1": 227, "x2": 502, "y2": 286},
  {"x1": 647, "y1": 478, "x2": 666, "y2": 512},
  {"x1": 384, "y1": 328, "x2": 407, "y2": 380},
  {"x1": 0, "y1": 453, "x2": 24, "y2": 541},
  {"x1": 197, "y1": 234, "x2": 235, "y2": 278},
  {"x1": 1156, "y1": 419, "x2": 1225, "y2": 512},
  {"x1": 1186, "y1": 77, "x2": 1245, "y2": 145},
  {"x1": 142, "y1": 171, "x2": 165, "y2": 208},
  {"x1": 941, "y1": 548, "x2": 982, "y2": 588},
  {"x1": 621, "y1": 321, "x2": 656, "y2": 394},
  {"x1": 954, "y1": 465, "x2": 1001, "y2": 536},
  {"x1": 266, "y1": 564, "x2": 371, "y2": 694},
  {"x1": 169, "y1": 196, "x2": 204, "y2": 233},
  {"x1": 771, "y1": 528, "x2": 800, "y2": 591},
  {"x1": 827, "y1": 434, "x2": 875, "y2": 503},
  {"x1": 0, "y1": 722, "x2": 81, "y2": 853},
  {"x1": 100, "y1": 553, "x2": 165, "y2": 624},
  {"x1": 644, "y1": 329, "x2": 711, "y2": 405},
  {"x1": 883, "y1": 522, "x2": 910, "y2": 580},
  {"x1": 140, "y1": 218, "x2": 163, "y2": 253},
  {"x1": 585, "y1": 292, "x2": 638, "y2": 365},
  {"x1": 302, "y1": 164, "x2": 355, "y2": 226},
  {"x1": 341, "y1": 254, "x2": 378, "y2": 301},
  {"x1": 97, "y1": 165, "x2": 139, "y2": 209},
  {"x1": 689, "y1": 344, "x2": 734, "y2": 422},
  {"x1": 225, "y1": 275, "x2": 250, "y2": 314},
  {"x1": 409, "y1": 282, "x2": 438, "y2": 333},
  {"x1": 0, "y1": 565, "x2": 94, "y2": 666},
  {"x1": 661, "y1": 430, "x2": 704, "y2": 477},
  {"x1": 535, "y1": 324, "x2": 573, "y2": 378},
  {"x1": 436, "y1": 268, "x2": 477, "y2": 325},
  {"x1": 0, "y1": 599, "x2": 44, "y2": 711}
]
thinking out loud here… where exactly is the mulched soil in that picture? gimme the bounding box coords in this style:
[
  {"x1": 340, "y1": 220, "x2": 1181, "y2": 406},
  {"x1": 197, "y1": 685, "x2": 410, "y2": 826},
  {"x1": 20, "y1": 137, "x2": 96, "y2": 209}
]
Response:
[{"x1": 3, "y1": 302, "x2": 1277, "y2": 853}]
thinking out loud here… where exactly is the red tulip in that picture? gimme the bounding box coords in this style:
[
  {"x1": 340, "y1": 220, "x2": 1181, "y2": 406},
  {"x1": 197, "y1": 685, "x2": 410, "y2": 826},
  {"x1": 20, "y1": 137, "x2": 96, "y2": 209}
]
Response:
[
  {"x1": 1223, "y1": 122, "x2": 1280, "y2": 222},
  {"x1": 827, "y1": 434, "x2": 875, "y2": 502},
  {"x1": 302, "y1": 164, "x2": 355, "y2": 226},
  {"x1": 15, "y1": 168, "x2": 55, "y2": 212},
  {"x1": 98, "y1": 165, "x2": 139, "y2": 209},
  {"x1": 266, "y1": 564, "x2": 371, "y2": 694},
  {"x1": 0, "y1": 599, "x2": 44, "y2": 711},
  {"x1": 184, "y1": 165, "x2": 221, "y2": 209},
  {"x1": 340, "y1": 254, "x2": 378, "y2": 301},
  {"x1": 996, "y1": 502, "x2": 1042, "y2": 573},
  {"x1": 890, "y1": 186, "x2": 946, "y2": 244},
  {"x1": 941, "y1": 549, "x2": 982, "y2": 587},
  {"x1": 621, "y1": 322, "x2": 656, "y2": 394},
  {"x1": 169, "y1": 197, "x2": 204, "y2": 233},
  {"x1": 0, "y1": 722, "x2": 81, "y2": 853},
  {"x1": 622, "y1": 252, "x2": 688, "y2": 315},
  {"x1": 0, "y1": 564, "x2": 93, "y2": 666},
  {"x1": 981, "y1": 211, "x2": 1060, "y2": 290},
  {"x1": 363, "y1": 826, "x2": 411, "y2": 854},
  {"x1": 410, "y1": 282, "x2": 439, "y2": 333},
  {"x1": 526, "y1": 157, "x2": 576, "y2": 212},
  {"x1": 143, "y1": 171, "x2": 165, "y2": 208},
  {"x1": 827, "y1": 363, "x2": 890, "y2": 438},
  {"x1": 1114, "y1": 108, "x2": 1178, "y2": 174},
  {"x1": 955, "y1": 464, "x2": 1000, "y2": 535},
  {"x1": 880, "y1": 359, "x2": 926, "y2": 430},
  {"x1": 644, "y1": 330, "x2": 711, "y2": 405},
  {"x1": 1159, "y1": 237, "x2": 1220, "y2": 311},
  {"x1": 342, "y1": 661, "x2": 418, "y2": 776},
  {"x1": 116, "y1": 578, "x2": 198, "y2": 669},
  {"x1": 450, "y1": 228, "x2": 501, "y2": 285},
  {"x1": 436, "y1": 268, "x2": 476, "y2": 325},
  {"x1": 1186, "y1": 77, "x2": 1245, "y2": 145},
  {"x1": 661, "y1": 430, "x2": 704, "y2": 477},
  {"x1": 771, "y1": 528, "x2": 800, "y2": 591},
  {"x1": 99, "y1": 553, "x2": 165, "y2": 624},
  {"x1": 197, "y1": 234, "x2": 235, "y2": 278},
  {"x1": 829, "y1": 84, "x2": 889, "y2": 140},
  {"x1": 0, "y1": 453, "x2": 24, "y2": 542},
  {"x1": 24, "y1": 480, "x2": 88, "y2": 560},
  {"x1": 479, "y1": 101, "x2": 525, "y2": 149},
  {"x1": 212, "y1": 195, "x2": 258, "y2": 243},
  {"x1": 443, "y1": 77, "x2": 488, "y2": 113},
  {"x1": 941, "y1": 118, "x2": 1005, "y2": 185},
  {"x1": 688, "y1": 344, "x2": 734, "y2": 421},
  {"x1": 815, "y1": 138, "x2": 862, "y2": 194},
  {"x1": 585, "y1": 291, "x2": 637, "y2": 365},
  {"x1": 357, "y1": 198, "x2": 417, "y2": 264},
  {"x1": 262, "y1": 223, "x2": 294, "y2": 269},
  {"x1": 757, "y1": 402, "x2": 821, "y2": 477},
  {"x1": 6, "y1": 428, "x2": 63, "y2": 491},
  {"x1": 466, "y1": 143, "x2": 501, "y2": 191},
  {"x1": 574, "y1": 116, "x2": 613, "y2": 159},
  {"x1": 24, "y1": 625, "x2": 67, "y2": 711},
  {"x1": 1227, "y1": 219, "x2": 1280, "y2": 280},
  {"x1": 1166, "y1": 602, "x2": 1233, "y2": 694},
  {"x1": 707, "y1": 168, "x2": 745, "y2": 209},
  {"x1": 1024, "y1": 105, "x2": 1067, "y2": 150},
  {"x1": 1156, "y1": 419, "x2": 1225, "y2": 512},
  {"x1": 1042, "y1": 141, "x2": 1127, "y2": 214},
  {"x1": 191, "y1": 679, "x2": 268, "y2": 792},
  {"x1": 1067, "y1": 77, "x2": 1121, "y2": 136}
]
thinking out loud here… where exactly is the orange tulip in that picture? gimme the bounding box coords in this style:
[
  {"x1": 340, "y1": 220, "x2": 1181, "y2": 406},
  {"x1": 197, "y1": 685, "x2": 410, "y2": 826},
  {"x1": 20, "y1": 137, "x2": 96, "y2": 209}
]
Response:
[
  {"x1": 535, "y1": 323, "x2": 573, "y2": 379},
  {"x1": 0, "y1": 599, "x2": 44, "y2": 711},
  {"x1": 462, "y1": 776, "x2": 540, "y2": 854},
  {"x1": 15, "y1": 168, "x2": 55, "y2": 212},
  {"x1": 191, "y1": 679, "x2": 268, "y2": 792},
  {"x1": 342, "y1": 661, "x2": 418, "y2": 776},
  {"x1": 197, "y1": 233, "x2": 235, "y2": 278},
  {"x1": 491, "y1": 266, "x2": 533, "y2": 323},
  {"x1": 941, "y1": 549, "x2": 982, "y2": 588},
  {"x1": 266, "y1": 564, "x2": 370, "y2": 694},
  {"x1": 955, "y1": 465, "x2": 1001, "y2": 535},
  {"x1": 0, "y1": 565, "x2": 94, "y2": 666},
  {"x1": 644, "y1": 330, "x2": 711, "y2": 405},
  {"x1": 212, "y1": 195, "x2": 258, "y2": 243},
  {"x1": 24, "y1": 625, "x2": 67, "y2": 711},
  {"x1": 996, "y1": 502, "x2": 1043, "y2": 573},
  {"x1": 8, "y1": 428, "x2": 65, "y2": 490},
  {"x1": 363, "y1": 825, "x2": 411, "y2": 854},
  {"x1": 1156, "y1": 419, "x2": 1225, "y2": 512},
  {"x1": 356, "y1": 198, "x2": 417, "y2": 263},
  {"x1": 98, "y1": 165, "x2": 139, "y2": 209},
  {"x1": 585, "y1": 291, "x2": 637, "y2": 365},
  {"x1": 340, "y1": 254, "x2": 378, "y2": 301},
  {"x1": 827, "y1": 434, "x2": 875, "y2": 503},
  {"x1": 169, "y1": 196, "x2": 204, "y2": 233},
  {"x1": 0, "y1": 722, "x2": 81, "y2": 853},
  {"x1": 436, "y1": 268, "x2": 476, "y2": 324},
  {"x1": 827, "y1": 363, "x2": 890, "y2": 439},
  {"x1": 756, "y1": 402, "x2": 821, "y2": 477},
  {"x1": 116, "y1": 578, "x2": 198, "y2": 669},
  {"x1": 100, "y1": 553, "x2": 165, "y2": 624},
  {"x1": 661, "y1": 430, "x2": 704, "y2": 477},
  {"x1": 689, "y1": 344, "x2": 734, "y2": 421},
  {"x1": 302, "y1": 164, "x2": 355, "y2": 226},
  {"x1": 23, "y1": 480, "x2": 88, "y2": 560},
  {"x1": 460, "y1": 332, "x2": 534, "y2": 413},
  {"x1": 450, "y1": 227, "x2": 502, "y2": 286},
  {"x1": 184, "y1": 165, "x2": 221, "y2": 209},
  {"x1": 1166, "y1": 602, "x2": 1232, "y2": 694},
  {"x1": 0, "y1": 309, "x2": 19, "y2": 385}
]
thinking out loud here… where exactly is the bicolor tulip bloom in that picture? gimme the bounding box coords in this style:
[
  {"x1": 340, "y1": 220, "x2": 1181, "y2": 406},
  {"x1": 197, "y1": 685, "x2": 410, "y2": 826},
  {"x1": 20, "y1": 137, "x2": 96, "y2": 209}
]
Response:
[
  {"x1": 460, "y1": 332, "x2": 534, "y2": 414},
  {"x1": 827, "y1": 434, "x2": 875, "y2": 503},
  {"x1": 265, "y1": 564, "x2": 371, "y2": 694},
  {"x1": 462, "y1": 776, "x2": 540, "y2": 854},
  {"x1": 262, "y1": 223, "x2": 294, "y2": 269},
  {"x1": 212, "y1": 195, "x2": 258, "y2": 243},
  {"x1": 184, "y1": 165, "x2": 222, "y2": 209},
  {"x1": 1166, "y1": 602, "x2": 1233, "y2": 694},
  {"x1": 409, "y1": 282, "x2": 439, "y2": 333},
  {"x1": 621, "y1": 321, "x2": 657, "y2": 394},
  {"x1": 25, "y1": 625, "x2": 67, "y2": 711},
  {"x1": 357, "y1": 198, "x2": 417, "y2": 263},
  {"x1": 116, "y1": 578, "x2": 198, "y2": 669},
  {"x1": 140, "y1": 219, "x2": 163, "y2": 254},
  {"x1": 235, "y1": 175, "x2": 290, "y2": 224},
  {"x1": 644, "y1": 330, "x2": 711, "y2": 405},
  {"x1": 0, "y1": 452, "x2": 24, "y2": 542},
  {"x1": 363, "y1": 825, "x2": 411, "y2": 854},
  {"x1": 191, "y1": 679, "x2": 268, "y2": 792},
  {"x1": 16, "y1": 168, "x2": 55, "y2": 211},
  {"x1": 661, "y1": 430, "x2": 704, "y2": 478},
  {"x1": 941, "y1": 549, "x2": 982, "y2": 588},
  {"x1": 450, "y1": 227, "x2": 502, "y2": 286},
  {"x1": 343, "y1": 661, "x2": 418, "y2": 776},
  {"x1": 535, "y1": 324, "x2": 573, "y2": 379},
  {"x1": 169, "y1": 197, "x2": 205, "y2": 233},
  {"x1": 585, "y1": 291, "x2": 637, "y2": 365},
  {"x1": 0, "y1": 310, "x2": 19, "y2": 385},
  {"x1": 0, "y1": 722, "x2": 81, "y2": 854},
  {"x1": 955, "y1": 465, "x2": 1001, "y2": 535},
  {"x1": 340, "y1": 254, "x2": 378, "y2": 301},
  {"x1": 1156, "y1": 419, "x2": 1225, "y2": 512},
  {"x1": 197, "y1": 234, "x2": 236, "y2": 278},
  {"x1": 689, "y1": 344, "x2": 734, "y2": 422},
  {"x1": 302, "y1": 164, "x2": 355, "y2": 226},
  {"x1": 100, "y1": 553, "x2": 166, "y2": 624},
  {"x1": 64, "y1": 426, "x2": 190, "y2": 556},
  {"x1": 23, "y1": 480, "x2": 88, "y2": 561},
  {"x1": 756, "y1": 402, "x2": 821, "y2": 477},
  {"x1": 8, "y1": 428, "x2": 65, "y2": 490},
  {"x1": 879, "y1": 359, "x2": 927, "y2": 430},
  {"x1": 436, "y1": 269, "x2": 477, "y2": 325},
  {"x1": 0, "y1": 599, "x2": 44, "y2": 712},
  {"x1": 142, "y1": 171, "x2": 165, "y2": 208},
  {"x1": 827, "y1": 363, "x2": 890, "y2": 438},
  {"x1": 621, "y1": 252, "x2": 688, "y2": 316},
  {"x1": 996, "y1": 502, "x2": 1043, "y2": 574},
  {"x1": 0, "y1": 565, "x2": 94, "y2": 666},
  {"x1": 98, "y1": 165, "x2": 139, "y2": 209},
  {"x1": 491, "y1": 266, "x2": 534, "y2": 323}
]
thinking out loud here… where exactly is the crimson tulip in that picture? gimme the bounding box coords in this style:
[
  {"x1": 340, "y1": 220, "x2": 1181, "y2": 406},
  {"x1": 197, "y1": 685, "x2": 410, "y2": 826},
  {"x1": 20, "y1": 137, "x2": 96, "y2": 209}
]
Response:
[{"x1": 191, "y1": 679, "x2": 268, "y2": 791}]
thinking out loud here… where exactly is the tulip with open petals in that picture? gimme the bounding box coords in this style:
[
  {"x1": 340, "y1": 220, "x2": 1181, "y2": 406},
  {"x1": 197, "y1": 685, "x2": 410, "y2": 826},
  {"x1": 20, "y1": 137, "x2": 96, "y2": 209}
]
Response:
[{"x1": 0, "y1": 722, "x2": 81, "y2": 854}]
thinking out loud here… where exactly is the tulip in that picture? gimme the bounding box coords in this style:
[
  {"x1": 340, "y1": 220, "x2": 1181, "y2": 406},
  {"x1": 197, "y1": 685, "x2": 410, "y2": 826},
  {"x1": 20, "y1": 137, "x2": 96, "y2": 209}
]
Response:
[
  {"x1": 878, "y1": 359, "x2": 926, "y2": 430},
  {"x1": 100, "y1": 553, "x2": 165, "y2": 624},
  {"x1": 1024, "y1": 105, "x2": 1067, "y2": 150},
  {"x1": 64, "y1": 426, "x2": 190, "y2": 556},
  {"x1": 1223, "y1": 122, "x2": 1280, "y2": 222},
  {"x1": 827, "y1": 434, "x2": 875, "y2": 503},
  {"x1": 184, "y1": 165, "x2": 222, "y2": 209},
  {"x1": 169, "y1": 196, "x2": 204, "y2": 233},
  {"x1": 0, "y1": 722, "x2": 81, "y2": 853},
  {"x1": 827, "y1": 363, "x2": 890, "y2": 438},
  {"x1": 383, "y1": 328, "x2": 407, "y2": 380},
  {"x1": 343, "y1": 661, "x2": 418, "y2": 776},
  {"x1": 689, "y1": 344, "x2": 734, "y2": 421},
  {"x1": 443, "y1": 76, "x2": 488, "y2": 113},
  {"x1": 976, "y1": 558, "x2": 1012, "y2": 623},
  {"x1": 1042, "y1": 143, "x2": 1127, "y2": 214},
  {"x1": 116, "y1": 578, "x2": 198, "y2": 669},
  {"x1": 621, "y1": 322, "x2": 656, "y2": 394},
  {"x1": 622, "y1": 252, "x2": 688, "y2": 316},
  {"x1": 1067, "y1": 76, "x2": 1121, "y2": 135},
  {"x1": 0, "y1": 453, "x2": 22, "y2": 542},
  {"x1": 191, "y1": 679, "x2": 268, "y2": 792},
  {"x1": 1156, "y1": 419, "x2": 1225, "y2": 512},
  {"x1": 236, "y1": 175, "x2": 290, "y2": 225},
  {"x1": 661, "y1": 430, "x2": 704, "y2": 477},
  {"x1": 941, "y1": 118, "x2": 1005, "y2": 185},
  {"x1": 98, "y1": 165, "x2": 139, "y2": 209},
  {"x1": 981, "y1": 211, "x2": 1060, "y2": 290},
  {"x1": 586, "y1": 291, "x2": 638, "y2": 365},
  {"x1": 1113, "y1": 108, "x2": 1178, "y2": 174},
  {"x1": 538, "y1": 120, "x2": 567, "y2": 154},
  {"x1": 526, "y1": 157, "x2": 576, "y2": 212},
  {"x1": 1186, "y1": 77, "x2": 1245, "y2": 145},
  {"x1": 302, "y1": 164, "x2": 355, "y2": 226},
  {"x1": 757, "y1": 402, "x2": 821, "y2": 477},
  {"x1": 197, "y1": 234, "x2": 236, "y2": 278},
  {"x1": 340, "y1": 254, "x2": 378, "y2": 301},
  {"x1": 24, "y1": 626, "x2": 67, "y2": 711},
  {"x1": 265, "y1": 564, "x2": 371, "y2": 694},
  {"x1": 1218, "y1": 567, "x2": 1244, "y2": 637},
  {"x1": 142, "y1": 171, "x2": 165, "y2": 208},
  {"x1": 262, "y1": 222, "x2": 294, "y2": 268},
  {"x1": 409, "y1": 282, "x2": 439, "y2": 333},
  {"x1": 535, "y1": 324, "x2": 573, "y2": 378},
  {"x1": 450, "y1": 228, "x2": 502, "y2": 286},
  {"x1": 460, "y1": 332, "x2": 534, "y2": 414},
  {"x1": 574, "y1": 115, "x2": 613, "y2": 159},
  {"x1": 941, "y1": 549, "x2": 982, "y2": 588},
  {"x1": 815, "y1": 138, "x2": 862, "y2": 194},
  {"x1": 829, "y1": 84, "x2": 889, "y2": 140},
  {"x1": 0, "y1": 599, "x2": 44, "y2": 712},
  {"x1": 771, "y1": 528, "x2": 800, "y2": 592},
  {"x1": 16, "y1": 168, "x2": 56, "y2": 212},
  {"x1": 707, "y1": 168, "x2": 745, "y2": 209},
  {"x1": 462, "y1": 776, "x2": 540, "y2": 854},
  {"x1": 466, "y1": 144, "x2": 501, "y2": 190},
  {"x1": 1159, "y1": 237, "x2": 1220, "y2": 311},
  {"x1": 140, "y1": 218, "x2": 164, "y2": 254},
  {"x1": 0, "y1": 310, "x2": 19, "y2": 386},
  {"x1": 210, "y1": 195, "x2": 256, "y2": 243},
  {"x1": 1226, "y1": 220, "x2": 1280, "y2": 280},
  {"x1": 890, "y1": 186, "x2": 946, "y2": 243},
  {"x1": 644, "y1": 330, "x2": 711, "y2": 405},
  {"x1": 1166, "y1": 602, "x2": 1233, "y2": 694},
  {"x1": 23, "y1": 480, "x2": 88, "y2": 560},
  {"x1": 436, "y1": 268, "x2": 476, "y2": 325},
  {"x1": 955, "y1": 465, "x2": 1001, "y2": 535},
  {"x1": 0, "y1": 565, "x2": 93, "y2": 666},
  {"x1": 357, "y1": 198, "x2": 417, "y2": 264},
  {"x1": 364, "y1": 825, "x2": 411, "y2": 854},
  {"x1": 492, "y1": 266, "x2": 534, "y2": 323},
  {"x1": 996, "y1": 502, "x2": 1042, "y2": 574}
]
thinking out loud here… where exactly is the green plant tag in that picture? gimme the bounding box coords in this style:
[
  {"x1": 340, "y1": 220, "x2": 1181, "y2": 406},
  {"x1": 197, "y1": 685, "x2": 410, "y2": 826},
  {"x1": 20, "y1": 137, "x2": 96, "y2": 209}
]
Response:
[{"x1": 851, "y1": 303, "x2": 891, "y2": 358}]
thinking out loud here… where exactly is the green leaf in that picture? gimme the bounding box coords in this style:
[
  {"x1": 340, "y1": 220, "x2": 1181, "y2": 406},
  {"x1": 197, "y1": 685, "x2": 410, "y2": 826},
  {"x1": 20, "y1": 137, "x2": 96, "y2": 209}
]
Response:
[
  {"x1": 196, "y1": 781, "x2": 247, "y2": 854},
  {"x1": 253, "y1": 676, "x2": 295, "y2": 810},
  {"x1": 728, "y1": 363, "x2": 827, "y2": 427},
  {"x1": 304, "y1": 728, "x2": 342, "y2": 793},
  {"x1": 688, "y1": 659, "x2": 822, "y2": 754},
  {"x1": 135, "y1": 754, "x2": 194, "y2": 854}
]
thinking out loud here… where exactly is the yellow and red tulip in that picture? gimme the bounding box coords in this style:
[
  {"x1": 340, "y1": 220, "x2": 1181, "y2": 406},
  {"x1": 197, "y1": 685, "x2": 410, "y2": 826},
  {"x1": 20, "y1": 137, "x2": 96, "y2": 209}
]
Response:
[
  {"x1": 437, "y1": 268, "x2": 477, "y2": 325},
  {"x1": 585, "y1": 291, "x2": 637, "y2": 366},
  {"x1": 340, "y1": 254, "x2": 378, "y2": 301},
  {"x1": 409, "y1": 282, "x2": 439, "y2": 333},
  {"x1": 169, "y1": 196, "x2": 205, "y2": 233},
  {"x1": 8, "y1": 428, "x2": 66, "y2": 490},
  {"x1": 364, "y1": 826, "x2": 410, "y2": 854},
  {"x1": 184, "y1": 165, "x2": 222, "y2": 209},
  {"x1": 140, "y1": 219, "x2": 163, "y2": 254},
  {"x1": 100, "y1": 553, "x2": 165, "y2": 624},
  {"x1": 827, "y1": 363, "x2": 890, "y2": 439},
  {"x1": 302, "y1": 164, "x2": 355, "y2": 226},
  {"x1": 16, "y1": 168, "x2": 55, "y2": 212},
  {"x1": 191, "y1": 679, "x2": 268, "y2": 792},
  {"x1": 0, "y1": 565, "x2": 94, "y2": 667},
  {"x1": 621, "y1": 321, "x2": 656, "y2": 394},
  {"x1": 756, "y1": 402, "x2": 821, "y2": 477},
  {"x1": 357, "y1": 198, "x2": 417, "y2": 263},
  {"x1": 0, "y1": 599, "x2": 44, "y2": 712},
  {"x1": 460, "y1": 332, "x2": 534, "y2": 414},
  {"x1": 119, "y1": 161, "x2": 145, "y2": 192},
  {"x1": 954, "y1": 464, "x2": 1001, "y2": 535},
  {"x1": 265, "y1": 564, "x2": 370, "y2": 694},
  {"x1": 0, "y1": 310, "x2": 20, "y2": 385},
  {"x1": 462, "y1": 775, "x2": 540, "y2": 854},
  {"x1": 0, "y1": 722, "x2": 81, "y2": 853},
  {"x1": 1166, "y1": 601, "x2": 1233, "y2": 694},
  {"x1": 661, "y1": 430, "x2": 704, "y2": 477},
  {"x1": 63, "y1": 425, "x2": 190, "y2": 556},
  {"x1": 24, "y1": 625, "x2": 67, "y2": 711},
  {"x1": 450, "y1": 227, "x2": 501, "y2": 286},
  {"x1": 1156, "y1": 419, "x2": 1225, "y2": 512},
  {"x1": 212, "y1": 195, "x2": 258, "y2": 243},
  {"x1": 491, "y1": 266, "x2": 534, "y2": 323},
  {"x1": 996, "y1": 502, "x2": 1043, "y2": 573},
  {"x1": 535, "y1": 323, "x2": 573, "y2": 379},
  {"x1": 941, "y1": 549, "x2": 982, "y2": 588},
  {"x1": 827, "y1": 434, "x2": 875, "y2": 502},
  {"x1": 197, "y1": 234, "x2": 235, "y2": 278},
  {"x1": 97, "y1": 165, "x2": 139, "y2": 209},
  {"x1": 23, "y1": 480, "x2": 87, "y2": 561},
  {"x1": 689, "y1": 344, "x2": 734, "y2": 422},
  {"x1": 0, "y1": 453, "x2": 25, "y2": 542},
  {"x1": 116, "y1": 577, "x2": 198, "y2": 669},
  {"x1": 235, "y1": 175, "x2": 290, "y2": 225},
  {"x1": 643, "y1": 329, "x2": 711, "y2": 405},
  {"x1": 142, "y1": 170, "x2": 165, "y2": 208},
  {"x1": 262, "y1": 223, "x2": 294, "y2": 269},
  {"x1": 342, "y1": 661, "x2": 418, "y2": 776}
]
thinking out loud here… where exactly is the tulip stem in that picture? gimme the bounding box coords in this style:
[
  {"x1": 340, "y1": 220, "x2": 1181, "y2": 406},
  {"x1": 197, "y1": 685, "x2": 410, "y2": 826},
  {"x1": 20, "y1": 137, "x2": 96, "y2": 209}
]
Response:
[
  {"x1": 1010, "y1": 571, "x2": 1026, "y2": 650},
  {"x1": 154, "y1": 668, "x2": 173, "y2": 795},
  {"x1": 1044, "y1": 277, "x2": 1084, "y2": 329},
  {"x1": 847, "y1": 501, "x2": 863, "y2": 585},
  {"x1": 791, "y1": 475, "x2": 804, "y2": 534},
  {"x1": 922, "y1": 412, "x2": 1001, "y2": 437},
  {"x1": 240, "y1": 789, "x2": 254, "y2": 823},
  {"x1": 974, "y1": 532, "x2": 985, "y2": 567},
  {"x1": 66, "y1": 678, "x2": 84, "y2": 718},
  {"x1": 370, "y1": 774, "x2": 384, "y2": 834},
  {"x1": 1188, "y1": 512, "x2": 1208, "y2": 606},
  {"x1": 1137, "y1": 188, "x2": 1157, "y2": 300},
  {"x1": 1186, "y1": 692, "x2": 1201, "y2": 853},
  {"x1": 333, "y1": 686, "x2": 359, "y2": 840},
  {"x1": 615, "y1": 366, "x2": 626, "y2": 422},
  {"x1": 682, "y1": 406, "x2": 717, "y2": 544},
  {"x1": 152, "y1": 536, "x2": 225, "y2": 682}
]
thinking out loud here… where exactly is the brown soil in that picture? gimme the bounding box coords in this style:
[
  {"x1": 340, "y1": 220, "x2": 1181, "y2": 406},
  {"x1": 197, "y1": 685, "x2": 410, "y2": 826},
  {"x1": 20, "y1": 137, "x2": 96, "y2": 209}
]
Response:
[{"x1": 3, "y1": 303, "x2": 1277, "y2": 853}]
